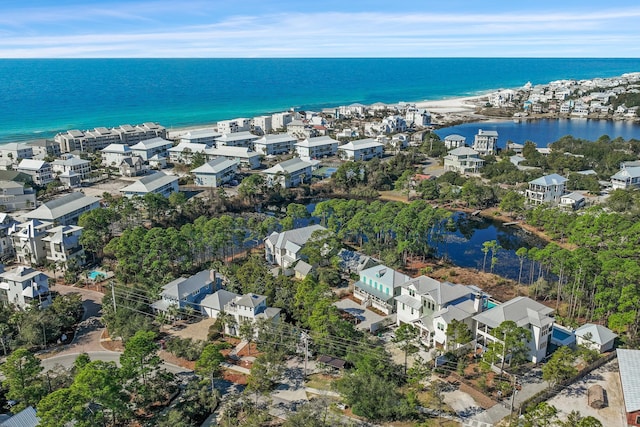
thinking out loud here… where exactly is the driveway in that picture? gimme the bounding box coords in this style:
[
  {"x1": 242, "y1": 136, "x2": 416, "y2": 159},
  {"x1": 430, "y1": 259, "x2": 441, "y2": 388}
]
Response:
[{"x1": 333, "y1": 298, "x2": 387, "y2": 332}]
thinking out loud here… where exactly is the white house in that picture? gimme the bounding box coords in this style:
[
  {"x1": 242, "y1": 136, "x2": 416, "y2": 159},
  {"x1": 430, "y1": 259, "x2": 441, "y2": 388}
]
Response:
[
  {"x1": 525, "y1": 174, "x2": 567, "y2": 205},
  {"x1": 472, "y1": 129, "x2": 498, "y2": 156},
  {"x1": 264, "y1": 224, "x2": 327, "y2": 269},
  {"x1": 204, "y1": 146, "x2": 261, "y2": 170},
  {"x1": 101, "y1": 144, "x2": 132, "y2": 167},
  {"x1": 337, "y1": 138, "x2": 384, "y2": 161},
  {"x1": 473, "y1": 296, "x2": 555, "y2": 364},
  {"x1": 28, "y1": 139, "x2": 61, "y2": 160},
  {"x1": 51, "y1": 155, "x2": 91, "y2": 180},
  {"x1": 23, "y1": 192, "x2": 101, "y2": 226},
  {"x1": 215, "y1": 131, "x2": 260, "y2": 149},
  {"x1": 9, "y1": 219, "x2": 52, "y2": 265},
  {"x1": 271, "y1": 112, "x2": 293, "y2": 131},
  {"x1": 217, "y1": 118, "x2": 251, "y2": 134},
  {"x1": 0, "y1": 143, "x2": 33, "y2": 165},
  {"x1": 0, "y1": 181, "x2": 36, "y2": 212},
  {"x1": 120, "y1": 171, "x2": 179, "y2": 198},
  {"x1": 352, "y1": 265, "x2": 412, "y2": 315},
  {"x1": 0, "y1": 266, "x2": 51, "y2": 309},
  {"x1": 253, "y1": 134, "x2": 297, "y2": 156},
  {"x1": 168, "y1": 143, "x2": 208, "y2": 165},
  {"x1": 405, "y1": 106, "x2": 431, "y2": 127},
  {"x1": 575, "y1": 323, "x2": 617, "y2": 353},
  {"x1": 611, "y1": 165, "x2": 640, "y2": 190},
  {"x1": 443, "y1": 147, "x2": 484, "y2": 174},
  {"x1": 560, "y1": 192, "x2": 586, "y2": 210},
  {"x1": 395, "y1": 276, "x2": 487, "y2": 348},
  {"x1": 0, "y1": 213, "x2": 17, "y2": 261},
  {"x1": 221, "y1": 292, "x2": 281, "y2": 336},
  {"x1": 17, "y1": 160, "x2": 53, "y2": 186},
  {"x1": 200, "y1": 289, "x2": 240, "y2": 318},
  {"x1": 130, "y1": 137, "x2": 173, "y2": 161},
  {"x1": 41, "y1": 225, "x2": 85, "y2": 267},
  {"x1": 444, "y1": 134, "x2": 466, "y2": 150},
  {"x1": 295, "y1": 136, "x2": 339, "y2": 159},
  {"x1": 191, "y1": 158, "x2": 238, "y2": 188},
  {"x1": 119, "y1": 156, "x2": 147, "y2": 177},
  {"x1": 179, "y1": 128, "x2": 221, "y2": 146},
  {"x1": 263, "y1": 158, "x2": 313, "y2": 188}
]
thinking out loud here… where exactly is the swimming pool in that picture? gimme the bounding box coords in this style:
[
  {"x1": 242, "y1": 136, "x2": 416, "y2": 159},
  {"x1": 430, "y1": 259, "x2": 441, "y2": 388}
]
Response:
[
  {"x1": 88, "y1": 270, "x2": 106, "y2": 280},
  {"x1": 551, "y1": 326, "x2": 575, "y2": 346}
]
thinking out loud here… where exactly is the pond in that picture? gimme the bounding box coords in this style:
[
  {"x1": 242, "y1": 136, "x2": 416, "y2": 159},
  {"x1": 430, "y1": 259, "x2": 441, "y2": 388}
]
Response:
[{"x1": 429, "y1": 212, "x2": 546, "y2": 282}]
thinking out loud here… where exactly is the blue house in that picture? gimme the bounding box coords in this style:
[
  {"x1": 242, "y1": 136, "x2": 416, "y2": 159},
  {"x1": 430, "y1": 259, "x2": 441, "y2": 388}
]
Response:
[{"x1": 151, "y1": 269, "x2": 221, "y2": 313}]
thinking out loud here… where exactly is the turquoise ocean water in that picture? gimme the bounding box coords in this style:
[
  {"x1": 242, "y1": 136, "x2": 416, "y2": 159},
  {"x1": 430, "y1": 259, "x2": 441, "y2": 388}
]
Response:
[{"x1": 1, "y1": 58, "x2": 640, "y2": 144}]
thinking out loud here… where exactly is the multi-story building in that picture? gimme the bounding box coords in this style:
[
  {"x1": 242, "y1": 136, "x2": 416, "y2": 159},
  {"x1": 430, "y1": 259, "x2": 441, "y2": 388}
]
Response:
[
  {"x1": 405, "y1": 106, "x2": 431, "y2": 127},
  {"x1": 17, "y1": 160, "x2": 53, "y2": 186},
  {"x1": 443, "y1": 147, "x2": 484, "y2": 174},
  {"x1": 55, "y1": 123, "x2": 166, "y2": 152},
  {"x1": 191, "y1": 158, "x2": 238, "y2": 187},
  {"x1": 42, "y1": 225, "x2": 85, "y2": 267},
  {"x1": 221, "y1": 292, "x2": 281, "y2": 336},
  {"x1": 252, "y1": 115, "x2": 273, "y2": 135},
  {"x1": 473, "y1": 296, "x2": 555, "y2": 364},
  {"x1": 179, "y1": 129, "x2": 221, "y2": 146},
  {"x1": 337, "y1": 138, "x2": 384, "y2": 161},
  {"x1": 0, "y1": 143, "x2": 33, "y2": 165},
  {"x1": 204, "y1": 146, "x2": 261, "y2": 170},
  {"x1": 264, "y1": 224, "x2": 327, "y2": 269},
  {"x1": 0, "y1": 213, "x2": 17, "y2": 261},
  {"x1": 101, "y1": 144, "x2": 133, "y2": 167},
  {"x1": 23, "y1": 192, "x2": 101, "y2": 226},
  {"x1": 472, "y1": 129, "x2": 498, "y2": 156},
  {"x1": 525, "y1": 173, "x2": 567, "y2": 205},
  {"x1": 27, "y1": 139, "x2": 61, "y2": 160},
  {"x1": 263, "y1": 158, "x2": 313, "y2": 188},
  {"x1": 120, "y1": 171, "x2": 179, "y2": 198},
  {"x1": 130, "y1": 137, "x2": 173, "y2": 161},
  {"x1": 295, "y1": 136, "x2": 339, "y2": 159},
  {"x1": 214, "y1": 131, "x2": 259, "y2": 149},
  {"x1": 9, "y1": 219, "x2": 52, "y2": 265},
  {"x1": 217, "y1": 118, "x2": 251, "y2": 134},
  {"x1": 0, "y1": 181, "x2": 36, "y2": 212},
  {"x1": 253, "y1": 134, "x2": 297, "y2": 156},
  {"x1": 271, "y1": 112, "x2": 293, "y2": 131},
  {"x1": 168, "y1": 143, "x2": 208, "y2": 165},
  {"x1": 0, "y1": 266, "x2": 51, "y2": 309},
  {"x1": 51, "y1": 155, "x2": 91, "y2": 179},
  {"x1": 151, "y1": 269, "x2": 220, "y2": 313},
  {"x1": 611, "y1": 162, "x2": 640, "y2": 190},
  {"x1": 444, "y1": 134, "x2": 466, "y2": 150},
  {"x1": 353, "y1": 265, "x2": 412, "y2": 315}
]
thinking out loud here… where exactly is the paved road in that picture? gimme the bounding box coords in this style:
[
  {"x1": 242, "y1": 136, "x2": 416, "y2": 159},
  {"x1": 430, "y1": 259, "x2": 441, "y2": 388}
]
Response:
[{"x1": 42, "y1": 351, "x2": 190, "y2": 375}]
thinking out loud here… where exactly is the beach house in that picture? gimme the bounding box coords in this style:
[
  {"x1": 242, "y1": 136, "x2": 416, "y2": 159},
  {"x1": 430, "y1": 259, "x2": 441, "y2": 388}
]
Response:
[
  {"x1": 444, "y1": 134, "x2": 466, "y2": 150},
  {"x1": 295, "y1": 136, "x2": 339, "y2": 159},
  {"x1": 23, "y1": 192, "x2": 100, "y2": 226},
  {"x1": 611, "y1": 162, "x2": 640, "y2": 190},
  {"x1": 120, "y1": 171, "x2": 179, "y2": 198},
  {"x1": 337, "y1": 138, "x2": 384, "y2": 161},
  {"x1": 264, "y1": 224, "x2": 327, "y2": 269},
  {"x1": 168, "y1": 143, "x2": 208, "y2": 165},
  {"x1": 0, "y1": 214, "x2": 17, "y2": 261},
  {"x1": 151, "y1": 269, "x2": 221, "y2": 314},
  {"x1": 575, "y1": 323, "x2": 617, "y2": 353},
  {"x1": 0, "y1": 266, "x2": 51, "y2": 309},
  {"x1": 353, "y1": 265, "x2": 412, "y2": 315},
  {"x1": 525, "y1": 173, "x2": 568, "y2": 205},
  {"x1": 10, "y1": 219, "x2": 52, "y2": 265},
  {"x1": 16, "y1": 160, "x2": 53, "y2": 186},
  {"x1": 253, "y1": 134, "x2": 297, "y2": 156},
  {"x1": 404, "y1": 106, "x2": 431, "y2": 127},
  {"x1": 41, "y1": 225, "x2": 85, "y2": 267},
  {"x1": 221, "y1": 292, "x2": 281, "y2": 336},
  {"x1": 130, "y1": 137, "x2": 173, "y2": 161},
  {"x1": 51, "y1": 155, "x2": 91, "y2": 180},
  {"x1": 215, "y1": 131, "x2": 260, "y2": 149},
  {"x1": 191, "y1": 158, "x2": 238, "y2": 188},
  {"x1": 473, "y1": 296, "x2": 555, "y2": 363},
  {"x1": 0, "y1": 181, "x2": 36, "y2": 212},
  {"x1": 443, "y1": 147, "x2": 484, "y2": 174},
  {"x1": 101, "y1": 144, "x2": 132, "y2": 167},
  {"x1": 0, "y1": 143, "x2": 34, "y2": 166},
  {"x1": 472, "y1": 129, "x2": 498, "y2": 156},
  {"x1": 179, "y1": 128, "x2": 221, "y2": 146},
  {"x1": 263, "y1": 158, "x2": 313, "y2": 188},
  {"x1": 395, "y1": 276, "x2": 487, "y2": 348}
]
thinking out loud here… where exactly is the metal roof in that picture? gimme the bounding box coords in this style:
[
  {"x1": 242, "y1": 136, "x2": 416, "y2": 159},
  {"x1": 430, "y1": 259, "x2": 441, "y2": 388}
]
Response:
[{"x1": 617, "y1": 349, "x2": 640, "y2": 413}]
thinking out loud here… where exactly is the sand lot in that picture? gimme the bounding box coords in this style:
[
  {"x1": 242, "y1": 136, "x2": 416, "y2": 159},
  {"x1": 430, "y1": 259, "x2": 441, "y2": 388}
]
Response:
[{"x1": 547, "y1": 359, "x2": 626, "y2": 426}]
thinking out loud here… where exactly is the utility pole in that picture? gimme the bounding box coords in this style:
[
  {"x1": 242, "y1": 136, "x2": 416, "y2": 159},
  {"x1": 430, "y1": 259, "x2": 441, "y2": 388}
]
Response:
[
  {"x1": 300, "y1": 332, "x2": 310, "y2": 378},
  {"x1": 509, "y1": 374, "x2": 518, "y2": 422},
  {"x1": 110, "y1": 282, "x2": 117, "y2": 313}
]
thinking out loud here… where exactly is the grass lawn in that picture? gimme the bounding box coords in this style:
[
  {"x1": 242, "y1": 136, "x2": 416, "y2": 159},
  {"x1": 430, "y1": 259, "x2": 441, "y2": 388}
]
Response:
[{"x1": 305, "y1": 373, "x2": 337, "y2": 391}]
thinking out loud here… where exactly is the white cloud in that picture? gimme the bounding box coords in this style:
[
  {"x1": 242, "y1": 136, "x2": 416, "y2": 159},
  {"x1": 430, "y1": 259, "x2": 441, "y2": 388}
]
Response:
[{"x1": 1, "y1": 7, "x2": 639, "y2": 57}]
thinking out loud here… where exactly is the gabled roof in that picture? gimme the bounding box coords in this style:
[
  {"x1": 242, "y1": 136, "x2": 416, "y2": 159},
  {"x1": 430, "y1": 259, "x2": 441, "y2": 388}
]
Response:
[
  {"x1": 121, "y1": 171, "x2": 178, "y2": 194},
  {"x1": 235, "y1": 292, "x2": 266, "y2": 308},
  {"x1": 130, "y1": 137, "x2": 172, "y2": 150},
  {"x1": 0, "y1": 405, "x2": 39, "y2": 427},
  {"x1": 101, "y1": 144, "x2": 131, "y2": 154},
  {"x1": 17, "y1": 159, "x2": 48, "y2": 171},
  {"x1": 169, "y1": 142, "x2": 208, "y2": 153},
  {"x1": 266, "y1": 224, "x2": 326, "y2": 250},
  {"x1": 359, "y1": 265, "x2": 411, "y2": 290},
  {"x1": 338, "y1": 138, "x2": 384, "y2": 151},
  {"x1": 52, "y1": 156, "x2": 90, "y2": 167},
  {"x1": 191, "y1": 158, "x2": 238, "y2": 174},
  {"x1": 161, "y1": 270, "x2": 216, "y2": 300},
  {"x1": 295, "y1": 136, "x2": 339, "y2": 148},
  {"x1": 444, "y1": 134, "x2": 466, "y2": 141},
  {"x1": 0, "y1": 266, "x2": 47, "y2": 283},
  {"x1": 215, "y1": 131, "x2": 259, "y2": 142},
  {"x1": 612, "y1": 166, "x2": 640, "y2": 180},
  {"x1": 477, "y1": 129, "x2": 498, "y2": 137},
  {"x1": 23, "y1": 192, "x2": 100, "y2": 222},
  {"x1": 294, "y1": 260, "x2": 313, "y2": 276},
  {"x1": 448, "y1": 147, "x2": 479, "y2": 156},
  {"x1": 472, "y1": 296, "x2": 554, "y2": 329},
  {"x1": 264, "y1": 158, "x2": 312, "y2": 175},
  {"x1": 575, "y1": 323, "x2": 617, "y2": 345},
  {"x1": 529, "y1": 173, "x2": 567, "y2": 186},
  {"x1": 617, "y1": 349, "x2": 640, "y2": 412},
  {"x1": 256, "y1": 134, "x2": 297, "y2": 145},
  {"x1": 205, "y1": 146, "x2": 260, "y2": 158}
]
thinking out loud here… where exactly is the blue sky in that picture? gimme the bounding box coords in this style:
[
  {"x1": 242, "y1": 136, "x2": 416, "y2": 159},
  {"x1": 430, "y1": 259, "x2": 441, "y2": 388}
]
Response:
[{"x1": 1, "y1": 1, "x2": 639, "y2": 58}]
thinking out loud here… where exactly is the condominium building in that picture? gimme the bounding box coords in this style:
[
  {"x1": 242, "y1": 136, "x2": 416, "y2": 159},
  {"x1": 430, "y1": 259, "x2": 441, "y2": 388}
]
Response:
[
  {"x1": 253, "y1": 134, "x2": 297, "y2": 156},
  {"x1": 295, "y1": 136, "x2": 339, "y2": 159},
  {"x1": 0, "y1": 266, "x2": 52, "y2": 309},
  {"x1": 55, "y1": 122, "x2": 166, "y2": 152},
  {"x1": 17, "y1": 160, "x2": 54, "y2": 186}
]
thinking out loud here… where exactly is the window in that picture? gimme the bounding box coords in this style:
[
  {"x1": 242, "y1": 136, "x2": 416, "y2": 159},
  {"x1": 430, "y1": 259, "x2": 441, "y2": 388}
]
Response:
[
  {"x1": 437, "y1": 323, "x2": 444, "y2": 331},
  {"x1": 636, "y1": 415, "x2": 640, "y2": 424}
]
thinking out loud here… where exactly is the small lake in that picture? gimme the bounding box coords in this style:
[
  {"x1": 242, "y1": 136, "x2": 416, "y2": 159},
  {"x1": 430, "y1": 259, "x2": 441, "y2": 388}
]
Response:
[
  {"x1": 435, "y1": 118, "x2": 640, "y2": 148},
  {"x1": 430, "y1": 212, "x2": 545, "y2": 282}
]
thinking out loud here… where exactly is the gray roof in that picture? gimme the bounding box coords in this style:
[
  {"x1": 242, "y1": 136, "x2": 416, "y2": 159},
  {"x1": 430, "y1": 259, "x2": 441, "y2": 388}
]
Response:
[
  {"x1": 200, "y1": 289, "x2": 240, "y2": 312},
  {"x1": 235, "y1": 293, "x2": 266, "y2": 308},
  {"x1": 354, "y1": 280, "x2": 395, "y2": 303},
  {"x1": 256, "y1": 134, "x2": 297, "y2": 145},
  {"x1": 0, "y1": 266, "x2": 47, "y2": 283},
  {"x1": 444, "y1": 134, "x2": 466, "y2": 141},
  {"x1": 359, "y1": 265, "x2": 411, "y2": 290},
  {"x1": 612, "y1": 166, "x2": 640, "y2": 180},
  {"x1": 0, "y1": 406, "x2": 39, "y2": 427},
  {"x1": 575, "y1": 323, "x2": 617, "y2": 345},
  {"x1": 295, "y1": 136, "x2": 339, "y2": 148},
  {"x1": 448, "y1": 147, "x2": 479, "y2": 156},
  {"x1": 101, "y1": 144, "x2": 131, "y2": 153},
  {"x1": 294, "y1": 260, "x2": 313, "y2": 276},
  {"x1": 395, "y1": 294, "x2": 422, "y2": 310},
  {"x1": 121, "y1": 171, "x2": 178, "y2": 194},
  {"x1": 617, "y1": 349, "x2": 640, "y2": 412},
  {"x1": 266, "y1": 224, "x2": 326, "y2": 251},
  {"x1": 23, "y1": 192, "x2": 100, "y2": 222},
  {"x1": 529, "y1": 173, "x2": 567, "y2": 186},
  {"x1": 264, "y1": 158, "x2": 312, "y2": 175},
  {"x1": 204, "y1": 146, "x2": 260, "y2": 159},
  {"x1": 401, "y1": 275, "x2": 474, "y2": 307},
  {"x1": 338, "y1": 138, "x2": 384, "y2": 151},
  {"x1": 161, "y1": 270, "x2": 215, "y2": 300},
  {"x1": 191, "y1": 158, "x2": 238, "y2": 174},
  {"x1": 216, "y1": 131, "x2": 259, "y2": 142},
  {"x1": 473, "y1": 296, "x2": 554, "y2": 328},
  {"x1": 477, "y1": 129, "x2": 498, "y2": 137},
  {"x1": 130, "y1": 137, "x2": 172, "y2": 150}
]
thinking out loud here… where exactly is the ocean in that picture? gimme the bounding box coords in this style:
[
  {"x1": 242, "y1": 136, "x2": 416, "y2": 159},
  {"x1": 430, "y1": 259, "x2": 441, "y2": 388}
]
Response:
[{"x1": 1, "y1": 58, "x2": 640, "y2": 144}]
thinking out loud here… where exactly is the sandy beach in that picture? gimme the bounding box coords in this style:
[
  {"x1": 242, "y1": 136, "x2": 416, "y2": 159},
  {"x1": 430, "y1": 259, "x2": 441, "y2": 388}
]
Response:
[{"x1": 416, "y1": 94, "x2": 490, "y2": 114}]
